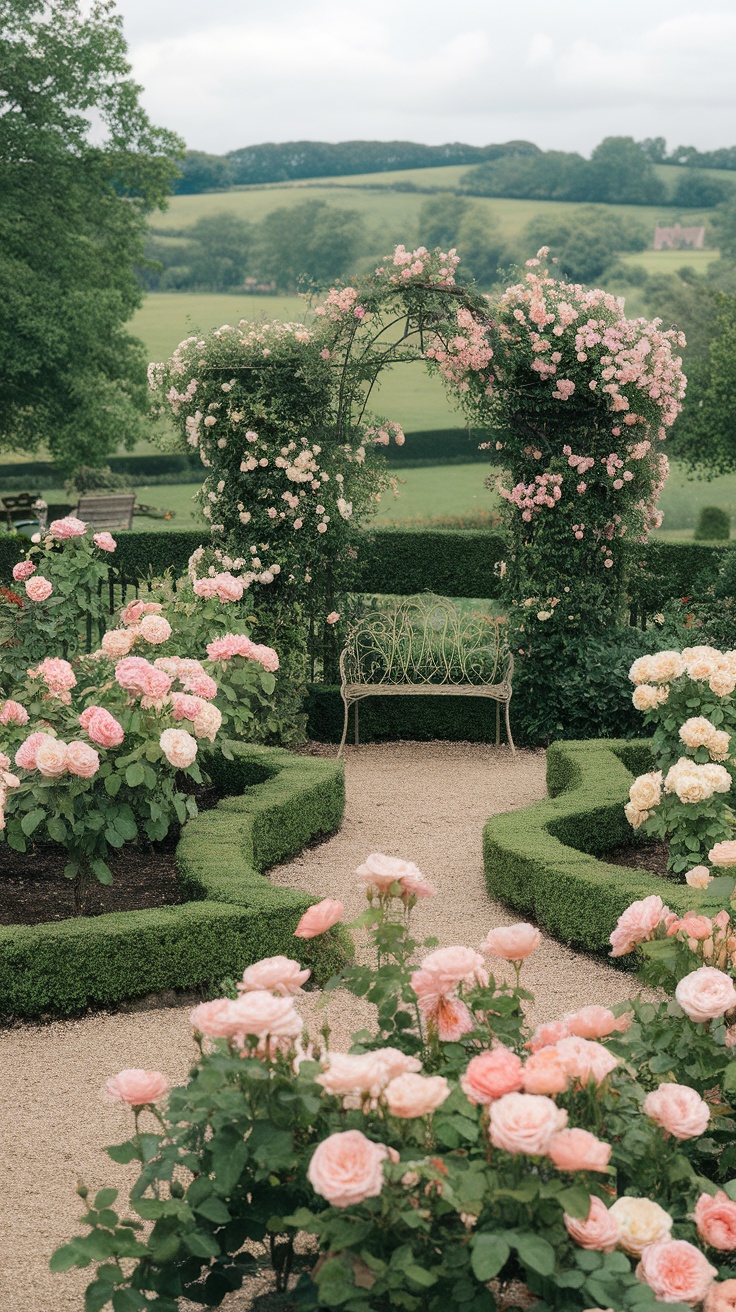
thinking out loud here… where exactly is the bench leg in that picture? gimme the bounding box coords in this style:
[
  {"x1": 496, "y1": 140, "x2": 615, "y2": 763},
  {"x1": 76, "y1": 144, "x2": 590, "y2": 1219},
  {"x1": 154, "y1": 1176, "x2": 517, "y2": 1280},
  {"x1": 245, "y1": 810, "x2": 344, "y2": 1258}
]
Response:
[
  {"x1": 505, "y1": 700, "x2": 516, "y2": 755},
  {"x1": 495, "y1": 700, "x2": 500, "y2": 746},
  {"x1": 354, "y1": 701, "x2": 360, "y2": 747},
  {"x1": 338, "y1": 696, "x2": 350, "y2": 758}
]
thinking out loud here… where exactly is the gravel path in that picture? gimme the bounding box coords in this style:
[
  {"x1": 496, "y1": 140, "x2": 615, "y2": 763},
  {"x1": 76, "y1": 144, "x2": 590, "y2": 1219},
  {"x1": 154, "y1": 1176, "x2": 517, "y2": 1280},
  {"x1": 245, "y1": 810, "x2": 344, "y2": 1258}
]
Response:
[{"x1": 0, "y1": 742, "x2": 646, "y2": 1312}]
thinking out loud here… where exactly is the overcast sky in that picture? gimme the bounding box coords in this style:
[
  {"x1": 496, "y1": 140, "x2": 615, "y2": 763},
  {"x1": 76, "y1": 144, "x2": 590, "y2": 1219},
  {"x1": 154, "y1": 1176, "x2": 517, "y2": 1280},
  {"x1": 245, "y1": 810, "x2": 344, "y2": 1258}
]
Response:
[{"x1": 116, "y1": 0, "x2": 736, "y2": 156}]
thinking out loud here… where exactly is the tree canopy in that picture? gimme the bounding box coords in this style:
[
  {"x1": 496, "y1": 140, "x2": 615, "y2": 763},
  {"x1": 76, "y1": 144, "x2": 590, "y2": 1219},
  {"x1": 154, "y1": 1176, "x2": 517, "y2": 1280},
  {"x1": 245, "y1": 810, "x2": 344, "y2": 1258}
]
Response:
[{"x1": 0, "y1": 0, "x2": 182, "y2": 471}]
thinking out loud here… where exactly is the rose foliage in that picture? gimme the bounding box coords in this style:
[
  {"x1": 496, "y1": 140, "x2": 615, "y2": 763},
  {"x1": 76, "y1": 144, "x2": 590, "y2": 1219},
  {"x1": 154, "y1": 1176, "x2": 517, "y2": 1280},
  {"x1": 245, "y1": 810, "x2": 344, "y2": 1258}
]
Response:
[{"x1": 55, "y1": 854, "x2": 736, "y2": 1310}]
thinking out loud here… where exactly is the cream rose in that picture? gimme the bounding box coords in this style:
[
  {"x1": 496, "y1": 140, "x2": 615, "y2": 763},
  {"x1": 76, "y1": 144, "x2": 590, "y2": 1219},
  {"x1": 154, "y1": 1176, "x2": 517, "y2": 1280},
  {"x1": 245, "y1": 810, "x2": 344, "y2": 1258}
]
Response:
[
  {"x1": 610, "y1": 1196, "x2": 673, "y2": 1256},
  {"x1": 632, "y1": 684, "x2": 663, "y2": 711},
  {"x1": 649, "y1": 650, "x2": 685, "y2": 683},
  {"x1": 384, "y1": 1073, "x2": 450, "y2": 1119},
  {"x1": 159, "y1": 727, "x2": 198, "y2": 769},
  {"x1": 675, "y1": 966, "x2": 736, "y2": 1023},
  {"x1": 307, "y1": 1131, "x2": 389, "y2": 1208},
  {"x1": 35, "y1": 737, "x2": 68, "y2": 778},
  {"x1": 629, "y1": 771, "x2": 662, "y2": 812}
]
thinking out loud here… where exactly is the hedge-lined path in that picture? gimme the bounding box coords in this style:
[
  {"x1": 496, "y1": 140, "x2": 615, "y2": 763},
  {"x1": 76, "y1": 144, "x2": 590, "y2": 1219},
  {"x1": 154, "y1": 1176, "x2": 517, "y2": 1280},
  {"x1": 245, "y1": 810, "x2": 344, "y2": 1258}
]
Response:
[{"x1": 1, "y1": 741, "x2": 649, "y2": 1312}]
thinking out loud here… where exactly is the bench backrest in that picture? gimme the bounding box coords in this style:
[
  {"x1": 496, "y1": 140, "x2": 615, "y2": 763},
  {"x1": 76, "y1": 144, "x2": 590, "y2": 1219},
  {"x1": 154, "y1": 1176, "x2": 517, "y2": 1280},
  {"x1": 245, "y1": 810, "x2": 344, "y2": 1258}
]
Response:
[
  {"x1": 76, "y1": 494, "x2": 136, "y2": 530},
  {"x1": 340, "y1": 594, "x2": 512, "y2": 689}
]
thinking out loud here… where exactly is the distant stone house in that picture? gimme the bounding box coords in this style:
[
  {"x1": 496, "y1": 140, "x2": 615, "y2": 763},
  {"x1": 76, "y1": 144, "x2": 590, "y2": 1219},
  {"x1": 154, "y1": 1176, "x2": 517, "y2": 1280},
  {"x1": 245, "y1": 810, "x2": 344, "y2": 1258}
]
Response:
[{"x1": 653, "y1": 224, "x2": 706, "y2": 250}]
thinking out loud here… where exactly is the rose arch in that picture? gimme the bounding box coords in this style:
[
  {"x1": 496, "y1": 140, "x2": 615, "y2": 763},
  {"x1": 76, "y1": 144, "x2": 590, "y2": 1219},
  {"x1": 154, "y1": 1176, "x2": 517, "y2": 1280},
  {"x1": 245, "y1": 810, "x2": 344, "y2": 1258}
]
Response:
[{"x1": 151, "y1": 244, "x2": 686, "y2": 719}]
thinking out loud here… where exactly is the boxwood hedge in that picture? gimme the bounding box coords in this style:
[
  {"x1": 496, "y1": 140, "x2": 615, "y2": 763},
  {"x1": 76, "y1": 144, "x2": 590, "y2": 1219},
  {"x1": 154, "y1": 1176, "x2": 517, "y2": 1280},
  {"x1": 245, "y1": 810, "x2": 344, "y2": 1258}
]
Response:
[
  {"x1": 0, "y1": 744, "x2": 349, "y2": 1019},
  {"x1": 483, "y1": 738, "x2": 703, "y2": 959}
]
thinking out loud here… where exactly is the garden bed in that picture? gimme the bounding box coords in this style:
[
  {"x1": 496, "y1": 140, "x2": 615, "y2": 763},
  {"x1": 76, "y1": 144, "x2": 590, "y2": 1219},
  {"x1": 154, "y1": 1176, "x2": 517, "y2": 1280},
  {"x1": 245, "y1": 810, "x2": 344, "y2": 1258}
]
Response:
[
  {"x1": 0, "y1": 744, "x2": 349, "y2": 1019},
  {"x1": 0, "y1": 839, "x2": 183, "y2": 924}
]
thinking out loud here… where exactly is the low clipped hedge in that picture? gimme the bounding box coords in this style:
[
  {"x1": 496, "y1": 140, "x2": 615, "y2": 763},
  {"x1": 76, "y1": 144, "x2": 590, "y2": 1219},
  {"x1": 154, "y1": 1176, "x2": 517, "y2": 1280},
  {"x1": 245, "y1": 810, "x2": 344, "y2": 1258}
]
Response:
[
  {"x1": 306, "y1": 684, "x2": 507, "y2": 744},
  {"x1": 483, "y1": 738, "x2": 703, "y2": 959},
  {"x1": 0, "y1": 744, "x2": 349, "y2": 1019}
]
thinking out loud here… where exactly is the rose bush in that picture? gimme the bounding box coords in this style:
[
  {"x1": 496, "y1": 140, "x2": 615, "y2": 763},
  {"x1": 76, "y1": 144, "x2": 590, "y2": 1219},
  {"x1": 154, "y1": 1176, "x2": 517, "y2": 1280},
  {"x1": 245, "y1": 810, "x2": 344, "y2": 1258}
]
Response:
[
  {"x1": 55, "y1": 854, "x2": 736, "y2": 1310},
  {"x1": 625, "y1": 644, "x2": 736, "y2": 871}
]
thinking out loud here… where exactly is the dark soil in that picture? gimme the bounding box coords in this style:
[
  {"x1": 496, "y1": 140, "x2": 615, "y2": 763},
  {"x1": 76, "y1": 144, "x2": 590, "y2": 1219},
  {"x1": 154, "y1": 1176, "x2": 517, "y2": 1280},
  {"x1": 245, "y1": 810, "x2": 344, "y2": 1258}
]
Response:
[
  {"x1": 0, "y1": 782, "x2": 225, "y2": 926},
  {"x1": 604, "y1": 840, "x2": 676, "y2": 880}
]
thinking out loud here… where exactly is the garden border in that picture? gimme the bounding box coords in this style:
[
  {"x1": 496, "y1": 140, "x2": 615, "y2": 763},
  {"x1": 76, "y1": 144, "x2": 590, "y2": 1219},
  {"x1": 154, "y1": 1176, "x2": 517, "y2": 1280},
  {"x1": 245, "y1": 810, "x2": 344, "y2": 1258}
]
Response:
[
  {"x1": 483, "y1": 738, "x2": 703, "y2": 959},
  {"x1": 0, "y1": 744, "x2": 349, "y2": 1019}
]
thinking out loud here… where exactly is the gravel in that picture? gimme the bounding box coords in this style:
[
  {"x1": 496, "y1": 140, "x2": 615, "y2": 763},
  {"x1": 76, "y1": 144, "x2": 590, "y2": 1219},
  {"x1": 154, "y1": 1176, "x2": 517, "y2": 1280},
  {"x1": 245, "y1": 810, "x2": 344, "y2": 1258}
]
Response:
[{"x1": 0, "y1": 741, "x2": 649, "y2": 1312}]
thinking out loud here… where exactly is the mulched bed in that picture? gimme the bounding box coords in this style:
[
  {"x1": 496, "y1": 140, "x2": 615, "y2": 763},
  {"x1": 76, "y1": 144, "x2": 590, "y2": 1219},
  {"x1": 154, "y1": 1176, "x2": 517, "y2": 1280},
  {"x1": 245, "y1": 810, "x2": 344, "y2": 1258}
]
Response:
[
  {"x1": 604, "y1": 839, "x2": 677, "y2": 880},
  {"x1": 0, "y1": 782, "x2": 225, "y2": 926}
]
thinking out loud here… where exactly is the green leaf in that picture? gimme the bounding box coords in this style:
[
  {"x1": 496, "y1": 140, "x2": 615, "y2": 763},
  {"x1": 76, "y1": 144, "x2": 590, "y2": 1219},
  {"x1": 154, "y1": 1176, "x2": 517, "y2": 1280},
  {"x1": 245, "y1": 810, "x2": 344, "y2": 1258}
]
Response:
[
  {"x1": 104, "y1": 774, "x2": 122, "y2": 797},
  {"x1": 92, "y1": 859, "x2": 113, "y2": 885},
  {"x1": 21, "y1": 807, "x2": 45, "y2": 836},
  {"x1": 85, "y1": 1280, "x2": 115, "y2": 1312},
  {"x1": 47, "y1": 816, "x2": 67, "y2": 842},
  {"x1": 405, "y1": 1265, "x2": 437, "y2": 1288},
  {"x1": 104, "y1": 827, "x2": 125, "y2": 848},
  {"x1": 513, "y1": 1233, "x2": 555, "y2": 1276},
  {"x1": 49, "y1": 1242, "x2": 84, "y2": 1273},
  {"x1": 194, "y1": 1197, "x2": 231, "y2": 1225},
  {"x1": 723, "y1": 1061, "x2": 736, "y2": 1094},
  {"x1": 260, "y1": 671, "x2": 276, "y2": 694},
  {"x1": 470, "y1": 1234, "x2": 510, "y2": 1281},
  {"x1": 557, "y1": 1184, "x2": 592, "y2": 1219},
  {"x1": 112, "y1": 1290, "x2": 147, "y2": 1312},
  {"x1": 183, "y1": 1231, "x2": 221, "y2": 1258},
  {"x1": 94, "y1": 1188, "x2": 118, "y2": 1211},
  {"x1": 107, "y1": 1142, "x2": 138, "y2": 1165},
  {"x1": 125, "y1": 762, "x2": 145, "y2": 787}
]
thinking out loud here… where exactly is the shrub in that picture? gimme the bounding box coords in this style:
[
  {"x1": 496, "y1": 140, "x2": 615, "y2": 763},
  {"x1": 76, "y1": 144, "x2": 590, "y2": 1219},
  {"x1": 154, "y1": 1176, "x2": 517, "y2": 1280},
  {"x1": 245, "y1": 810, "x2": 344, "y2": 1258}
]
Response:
[
  {"x1": 695, "y1": 506, "x2": 731, "y2": 541},
  {"x1": 54, "y1": 853, "x2": 736, "y2": 1310}
]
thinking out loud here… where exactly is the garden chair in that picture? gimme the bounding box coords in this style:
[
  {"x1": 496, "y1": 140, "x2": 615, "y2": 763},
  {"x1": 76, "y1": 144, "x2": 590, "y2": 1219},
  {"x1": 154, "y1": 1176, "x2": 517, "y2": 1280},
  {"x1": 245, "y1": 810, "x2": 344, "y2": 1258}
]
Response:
[
  {"x1": 75, "y1": 493, "x2": 136, "y2": 530},
  {"x1": 338, "y1": 593, "x2": 514, "y2": 756}
]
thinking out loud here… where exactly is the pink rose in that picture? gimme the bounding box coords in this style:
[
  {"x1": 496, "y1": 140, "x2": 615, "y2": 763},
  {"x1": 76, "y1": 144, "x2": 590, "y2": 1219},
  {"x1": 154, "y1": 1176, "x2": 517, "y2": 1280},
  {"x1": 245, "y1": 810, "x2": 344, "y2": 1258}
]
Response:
[
  {"x1": 522, "y1": 1048, "x2": 569, "y2": 1095},
  {"x1": 609, "y1": 895, "x2": 668, "y2": 956},
  {"x1": 93, "y1": 532, "x2": 117, "y2": 552},
  {"x1": 294, "y1": 897, "x2": 344, "y2": 938},
  {"x1": 214, "y1": 571, "x2": 244, "y2": 602},
  {"x1": 706, "y1": 1281, "x2": 736, "y2": 1312},
  {"x1": 170, "y1": 692, "x2": 204, "y2": 722},
  {"x1": 30, "y1": 656, "x2": 76, "y2": 694},
  {"x1": 193, "y1": 577, "x2": 218, "y2": 599},
  {"x1": 192, "y1": 702, "x2": 221, "y2": 741},
  {"x1": 12, "y1": 560, "x2": 35, "y2": 581},
  {"x1": 105, "y1": 1068, "x2": 169, "y2": 1106},
  {"x1": 248, "y1": 642, "x2": 279, "y2": 673},
  {"x1": 434, "y1": 995, "x2": 474, "y2": 1040},
  {"x1": 139, "y1": 614, "x2": 172, "y2": 645},
  {"x1": 695, "y1": 1193, "x2": 736, "y2": 1251},
  {"x1": 547, "y1": 1127, "x2": 611, "y2": 1172},
  {"x1": 50, "y1": 515, "x2": 86, "y2": 538},
  {"x1": 82, "y1": 707, "x2": 124, "y2": 748},
  {"x1": 0, "y1": 700, "x2": 28, "y2": 725},
  {"x1": 238, "y1": 955, "x2": 311, "y2": 996},
  {"x1": 66, "y1": 740, "x2": 100, "y2": 778},
  {"x1": 554, "y1": 1036, "x2": 618, "y2": 1087},
  {"x1": 527, "y1": 1019, "x2": 570, "y2": 1052},
  {"x1": 564, "y1": 1006, "x2": 631, "y2": 1040},
  {"x1": 190, "y1": 998, "x2": 244, "y2": 1039},
  {"x1": 643, "y1": 1083, "x2": 710, "y2": 1140},
  {"x1": 398, "y1": 868, "x2": 436, "y2": 900},
  {"x1": 121, "y1": 599, "x2": 163, "y2": 626},
  {"x1": 636, "y1": 1240, "x2": 718, "y2": 1305},
  {"x1": 419, "y1": 945, "x2": 488, "y2": 992},
  {"x1": 709, "y1": 841, "x2": 736, "y2": 869},
  {"x1": 326, "y1": 611, "x2": 340, "y2": 624},
  {"x1": 226, "y1": 990, "x2": 302, "y2": 1041},
  {"x1": 372, "y1": 1047, "x2": 423, "y2": 1081},
  {"x1": 15, "y1": 731, "x2": 54, "y2": 770},
  {"x1": 25, "y1": 576, "x2": 52, "y2": 601},
  {"x1": 384, "y1": 1072, "x2": 450, "y2": 1118},
  {"x1": 482, "y1": 922, "x2": 541, "y2": 961},
  {"x1": 564, "y1": 1195, "x2": 620, "y2": 1252},
  {"x1": 308, "y1": 1130, "x2": 389, "y2": 1208},
  {"x1": 317, "y1": 1052, "x2": 395, "y2": 1100},
  {"x1": 460, "y1": 1047, "x2": 524, "y2": 1104},
  {"x1": 182, "y1": 671, "x2": 218, "y2": 700},
  {"x1": 488, "y1": 1092, "x2": 567, "y2": 1156},
  {"x1": 679, "y1": 915, "x2": 714, "y2": 941},
  {"x1": 102, "y1": 628, "x2": 135, "y2": 660},
  {"x1": 116, "y1": 656, "x2": 172, "y2": 701},
  {"x1": 355, "y1": 851, "x2": 422, "y2": 896},
  {"x1": 676, "y1": 967, "x2": 736, "y2": 1023},
  {"x1": 686, "y1": 866, "x2": 714, "y2": 889},
  {"x1": 159, "y1": 727, "x2": 198, "y2": 769},
  {"x1": 206, "y1": 633, "x2": 255, "y2": 662},
  {"x1": 35, "y1": 737, "x2": 69, "y2": 778}
]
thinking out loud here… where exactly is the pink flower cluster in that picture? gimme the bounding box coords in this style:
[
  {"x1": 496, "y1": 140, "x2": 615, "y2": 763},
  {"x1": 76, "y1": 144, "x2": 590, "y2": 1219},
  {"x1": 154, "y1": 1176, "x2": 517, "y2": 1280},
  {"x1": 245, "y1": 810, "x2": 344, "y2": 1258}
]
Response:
[
  {"x1": 28, "y1": 657, "x2": 77, "y2": 702},
  {"x1": 205, "y1": 632, "x2": 279, "y2": 672},
  {"x1": 79, "y1": 705, "x2": 125, "y2": 748},
  {"x1": 115, "y1": 656, "x2": 172, "y2": 705},
  {"x1": 364, "y1": 420, "x2": 405, "y2": 447},
  {"x1": 426, "y1": 306, "x2": 494, "y2": 390},
  {"x1": 193, "y1": 572, "x2": 245, "y2": 603},
  {"x1": 15, "y1": 732, "x2": 99, "y2": 778},
  {"x1": 499, "y1": 472, "x2": 563, "y2": 522}
]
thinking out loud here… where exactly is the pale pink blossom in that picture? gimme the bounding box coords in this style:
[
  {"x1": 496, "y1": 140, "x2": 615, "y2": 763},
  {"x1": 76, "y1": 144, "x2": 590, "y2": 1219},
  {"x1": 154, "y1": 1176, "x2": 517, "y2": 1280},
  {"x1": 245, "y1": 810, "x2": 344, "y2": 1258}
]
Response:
[
  {"x1": 316, "y1": 1052, "x2": 394, "y2": 1100},
  {"x1": 460, "y1": 1048, "x2": 524, "y2": 1104},
  {"x1": 238, "y1": 956, "x2": 310, "y2": 996},
  {"x1": 611, "y1": 1197, "x2": 673, "y2": 1256},
  {"x1": 66, "y1": 740, "x2": 100, "y2": 778},
  {"x1": 686, "y1": 866, "x2": 714, "y2": 889},
  {"x1": 50, "y1": 515, "x2": 87, "y2": 538},
  {"x1": 101, "y1": 628, "x2": 135, "y2": 660},
  {"x1": 15, "y1": 731, "x2": 55, "y2": 771},
  {"x1": 294, "y1": 898, "x2": 344, "y2": 938},
  {"x1": 694, "y1": 1192, "x2": 736, "y2": 1251},
  {"x1": 643, "y1": 1083, "x2": 710, "y2": 1139},
  {"x1": 675, "y1": 967, "x2": 736, "y2": 1023},
  {"x1": 554, "y1": 1036, "x2": 618, "y2": 1087},
  {"x1": 709, "y1": 841, "x2": 736, "y2": 869},
  {"x1": 105, "y1": 1069, "x2": 169, "y2": 1106},
  {"x1": 159, "y1": 727, "x2": 197, "y2": 769},
  {"x1": 120, "y1": 599, "x2": 163, "y2": 626},
  {"x1": 527, "y1": 1019, "x2": 570, "y2": 1051},
  {"x1": 326, "y1": 611, "x2": 340, "y2": 625},
  {"x1": 355, "y1": 852, "x2": 423, "y2": 896},
  {"x1": 80, "y1": 706, "x2": 124, "y2": 748},
  {"x1": 489, "y1": 1092, "x2": 567, "y2": 1156},
  {"x1": 609, "y1": 895, "x2": 668, "y2": 956},
  {"x1": 419, "y1": 945, "x2": 488, "y2": 992},
  {"x1": 564, "y1": 1196, "x2": 620, "y2": 1252},
  {"x1": 0, "y1": 700, "x2": 28, "y2": 726},
  {"x1": 190, "y1": 998, "x2": 244, "y2": 1038},
  {"x1": 522, "y1": 1048, "x2": 569, "y2": 1095},
  {"x1": 482, "y1": 922, "x2": 541, "y2": 961},
  {"x1": 139, "y1": 614, "x2": 172, "y2": 645},
  {"x1": 564, "y1": 1006, "x2": 631, "y2": 1040},
  {"x1": 227, "y1": 991, "x2": 302, "y2": 1042},
  {"x1": 705, "y1": 1280, "x2": 736, "y2": 1311},
  {"x1": 636, "y1": 1239, "x2": 717, "y2": 1305},
  {"x1": 547, "y1": 1128, "x2": 612, "y2": 1172},
  {"x1": 94, "y1": 532, "x2": 117, "y2": 552},
  {"x1": 12, "y1": 560, "x2": 35, "y2": 581},
  {"x1": 35, "y1": 737, "x2": 69, "y2": 778},
  {"x1": 115, "y1": 657, "x2": 172, "y2": 702},
  {"x1": 307, "y1": 1131, "x2": 389, "y2": 1208},
  {"x1": 384, "y1": 1072, "x2": 450, "y2": 1118},
  {"x1": 25, "y1": 576, "x2": 53, "y2": 601}
]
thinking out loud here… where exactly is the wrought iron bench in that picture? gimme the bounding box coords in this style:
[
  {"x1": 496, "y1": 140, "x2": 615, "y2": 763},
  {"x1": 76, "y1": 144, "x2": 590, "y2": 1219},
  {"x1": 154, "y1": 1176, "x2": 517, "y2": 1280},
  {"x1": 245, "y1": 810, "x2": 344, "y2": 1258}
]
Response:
[{"x1": 338, "y1": 593, "x2": 514, "y2": 757}]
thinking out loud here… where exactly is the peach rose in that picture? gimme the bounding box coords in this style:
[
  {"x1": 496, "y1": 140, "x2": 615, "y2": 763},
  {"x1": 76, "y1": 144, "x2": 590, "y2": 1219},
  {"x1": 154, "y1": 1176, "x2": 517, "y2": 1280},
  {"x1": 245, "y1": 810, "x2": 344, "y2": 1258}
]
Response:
[
  {"x1": 650, "y1": 650, "x2": 685, "y2": 683},
  {"x1": 488, "y1": 1092, "x2": 567, "y2": 1156},
  {"x1": 384, "y1": 1072, "x2": 450, "y2": 1118},
  {"x1": 35, "y1": 737, "x2": 68, "y2": 778},
  {"x1": 0, "y1": 699, "x2": 28, "y2": 725},
  {"x1": 678, "y1": 914, "x2": 714, "y2": 941},
  {"x1": 239, "y1": 956, "x2": 311, "y2": 996},
  {"x1": 193, "y1": 702, "x2": 222, "y2": 742},
  {"x1": 705, "y1": 1281, "x2": 736, "y2": 1312},
  {"x1": 522, "y1": 1048, "x2": 569, "y2": 1095},
  {"x1": 482, "y1": 922, "x2": 541, "y2": 961},
  {"x1": 25, "y1": 576, "x2": 52, "y2": 601},
  {"x1": 527, "y1": 1019, "x2": 570, "y2": 1051},
  {"x1": 676, "y1": 966, "x2": 736, "y2": 1023},
  {"x1": 101, "y1": 628, "x2": 135, "y2": 659},
  {"x1": 50, "y1": 515, "x2": 86, "y2": 538},
  {"x1": 12, "y1": 560, "x2": 35, "y2": 581},
  {"x1": 686, "y1": 865, "x2": 714, "y2": 889},
  {"x1": 636, "y1": 1239, "x2": 717, "y2": 1305},
  {"x1": 632, "y1": 684, "x2": 663, "y2": 712},
  {"x1": 564, "y1": 1006, "x2": 630, "y2": 1040},
  {"x1": 15, "y1": 731, "x2": 55, "y2": 771},
  {"x1": 93, "y1": 532, "x2": 117, "y2": 552},
  {"x1": 82, "y1": 707, "x2": 124, "y2": 748},
  {"x1": 307, "y1": 1130, "x2": 389, "y2": 1208},
  {"x1": 317, "y1": 1052, "x2": 391, "y2": 1100},
  {"x1": 680, "y1": 716, "x2": 719, "y2": 749},
  {"x1": 294, "y1": 897, "x2": 344, "y2": 938},
  {"x1": 695, "y1": 1192, "x2": 736, "y2": 1251},
  {"x1": 564, "y1": 1195, "x2": 620, "y2": 1251},
  {"x1": 398, "y1": 868, "x2": 436, "y2": 900},
  {"x1": 355, "y1": 851, "x2": 423, "y2": 896},
  {"x1": 547, "y1": 1128, "x2": 611, "y2": 1172},
  {"x1": 460, "y1": 1047, "x2": 524, "y2": 1104},
  {"x1": 226, "y1": 991, "x2": 302, "y2": 1041},
  {"x1": 629, "y1": 655, "x2": 656, "y2": 685},
  {"x1": 609, "y1": 894, "x2": 668, "y2": 956},
  {"x1": 610, "y1": 1197, "x2": 673, "y2": 1256},
  {"x1": 629, "y1": 771, "x2": 662, "y2": 812},
  {"x1": 643, "y1": 1083, "x2": 709, "y2": 1140},
  {"x1": 554, "y1": 1036, "x2": 618, "y2": 1087},
  {"x1": 105, "y1": 1068, "x2": 169, "y2": 1105},
  {"x1": 66, "y1": 740, "x2": 100, "y2": 778},
  {"x1": 190, "y1": 998, "x2": 245, "y2": 1039},
  {"x1": 709, "y1": 841, "x2": 736, "y2": 869},
  {"x1": 214, "y1": 572, "x2": 244, "y2": 602},
  {"x1": 159, "y1": 727, "x2": 198, "y2": 769},
  {"x1": 419, "y1": 945, "x2": 488, "y2": 992},
  {"x1": 139, "y1": 614, "x2": 172, "y2": 645},
  {"x1": 710, "y1": 670, "x2": 736, "y2": 697}
]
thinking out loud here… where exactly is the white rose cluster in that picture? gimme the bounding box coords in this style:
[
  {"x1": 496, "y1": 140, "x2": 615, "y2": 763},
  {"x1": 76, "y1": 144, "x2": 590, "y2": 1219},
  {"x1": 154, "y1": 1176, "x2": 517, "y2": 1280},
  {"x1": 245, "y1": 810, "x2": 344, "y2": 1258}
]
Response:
[
  {"x1": 664, "y1": 758, "x2": 731, "y2": 805},
  {"x1": 679, "y1": 716, "x2": 731, "y2": 763}
]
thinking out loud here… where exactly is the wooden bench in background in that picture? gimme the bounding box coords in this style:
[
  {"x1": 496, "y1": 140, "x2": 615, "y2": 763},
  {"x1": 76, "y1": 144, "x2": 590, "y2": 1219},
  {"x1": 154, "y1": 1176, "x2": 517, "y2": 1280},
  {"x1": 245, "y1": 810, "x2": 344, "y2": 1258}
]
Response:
[
  {"x1": 76, "y1": 493, "x2": 136, "y2": 531},
  {"x1": 338, "y1": 592, "x2": 514, "y2": 757}
]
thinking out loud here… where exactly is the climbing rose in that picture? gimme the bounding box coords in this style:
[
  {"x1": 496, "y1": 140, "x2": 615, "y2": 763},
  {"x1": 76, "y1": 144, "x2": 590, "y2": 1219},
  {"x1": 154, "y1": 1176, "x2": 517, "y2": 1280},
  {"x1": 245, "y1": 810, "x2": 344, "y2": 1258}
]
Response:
[
  {"x1": 105, "y1": 1069, "x2": 170, "y2": 1106},
  {"x1": 294, "y1": 898, "x2": 344, "y2": 938},
  {"x1": 307, "y1": 1131, "x2": 389, "y2": 1208},
  {"x1": 635, "y1": 1239, "x2": 717, "y2": 1305}
]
